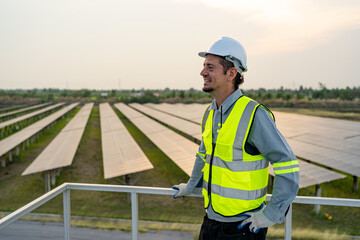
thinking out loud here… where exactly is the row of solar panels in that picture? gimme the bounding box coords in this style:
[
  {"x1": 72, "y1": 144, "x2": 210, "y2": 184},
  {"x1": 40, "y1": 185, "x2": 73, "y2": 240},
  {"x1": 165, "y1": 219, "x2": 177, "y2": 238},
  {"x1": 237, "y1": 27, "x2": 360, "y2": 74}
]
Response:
[
  {"x1": 99, "y1": 102, "x2": 350, "y2": 189},
  {"x1": 127, "y1": 103, "x2": 351, "y2": 189},
  {"x1": 0, "y1": 102, "x2": 66, "y2": 139},
  {"x1": 99, "y1": 103, "x2": 154, "y2": 179},
  {"x1": 22, "y1": 103, "x2": 94, "y2": 175},
  {"x1": 0, "y1": 104, "x2": 31, "y2": 114},
  {"x1": 0, "y1": 103, "x2": 79, "y2": 160},
  {"x1": 0, "y1": 102, "x2": 52, "y2": 119},
  {"x1": 0, "y1": 102, "x2": 61, "y2": 129},
  {"x1": 144, "y1": 103, "x2": 360, "y2": 179},
  {"x1": 1, "y1": 102, "x2": 356, "y2": 192}
]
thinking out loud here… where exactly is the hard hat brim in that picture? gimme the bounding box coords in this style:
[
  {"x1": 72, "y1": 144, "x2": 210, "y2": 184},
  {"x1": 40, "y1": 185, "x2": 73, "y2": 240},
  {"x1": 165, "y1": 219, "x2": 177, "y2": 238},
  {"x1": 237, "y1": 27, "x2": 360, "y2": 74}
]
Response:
[
  {"x1": 198, "y1": 51, "x2": 225, "y2": 58},
  {"x1": 198, "y1": 52, "x2": 208, "y2": 58},
  {"x1": 198, "y1": 51, "x2": 248, "y2": 72}
]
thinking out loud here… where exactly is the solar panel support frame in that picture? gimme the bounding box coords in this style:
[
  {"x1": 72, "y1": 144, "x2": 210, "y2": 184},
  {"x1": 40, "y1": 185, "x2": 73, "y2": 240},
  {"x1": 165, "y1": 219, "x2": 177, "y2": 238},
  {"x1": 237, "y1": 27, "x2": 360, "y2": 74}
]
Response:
[
  {"x1": 354, "y1": 177, "x2": 358, "y2": 192},
  {"x1": 1, "y1": 156, "x2": 5, "y2": 167},
  {"x1": 45, "y1": 171, "x2": 51, "y2": 193}
]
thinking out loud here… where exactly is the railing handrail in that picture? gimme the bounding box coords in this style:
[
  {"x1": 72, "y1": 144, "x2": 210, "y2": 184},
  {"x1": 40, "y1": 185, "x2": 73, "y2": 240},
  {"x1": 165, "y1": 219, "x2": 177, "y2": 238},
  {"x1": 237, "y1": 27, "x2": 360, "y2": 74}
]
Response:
[
  {"x1": 0, "y1": 183, "x2": 67, "y2": 229},
  {"x1": 292, "y1": 195, "x2": 360, "y2": 206},
  {"x1": 1, "y1": 182, "x2": 360, "y2": 239}
]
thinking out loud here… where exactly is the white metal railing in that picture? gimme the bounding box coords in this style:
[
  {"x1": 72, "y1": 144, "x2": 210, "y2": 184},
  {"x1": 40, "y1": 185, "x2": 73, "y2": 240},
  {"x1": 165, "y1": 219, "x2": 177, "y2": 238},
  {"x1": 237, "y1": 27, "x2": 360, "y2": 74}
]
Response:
[{"x1": 0, "y1": 182, "x2": 360, "y2": 240}]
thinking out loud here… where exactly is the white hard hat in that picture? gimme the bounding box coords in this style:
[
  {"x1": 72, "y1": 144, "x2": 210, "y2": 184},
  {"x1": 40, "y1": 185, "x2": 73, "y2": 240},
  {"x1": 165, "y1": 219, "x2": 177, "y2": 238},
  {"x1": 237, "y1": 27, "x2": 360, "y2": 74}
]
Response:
[{"x1": 198, "y1": 37, "x2": 248, "y2": 73}]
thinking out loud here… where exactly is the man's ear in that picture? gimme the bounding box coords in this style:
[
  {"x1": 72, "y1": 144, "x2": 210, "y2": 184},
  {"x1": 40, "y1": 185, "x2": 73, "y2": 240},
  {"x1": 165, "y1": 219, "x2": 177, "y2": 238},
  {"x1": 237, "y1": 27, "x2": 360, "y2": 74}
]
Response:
[{"x1": 227, "y1": 67, "x2": 238, "y2": 81}]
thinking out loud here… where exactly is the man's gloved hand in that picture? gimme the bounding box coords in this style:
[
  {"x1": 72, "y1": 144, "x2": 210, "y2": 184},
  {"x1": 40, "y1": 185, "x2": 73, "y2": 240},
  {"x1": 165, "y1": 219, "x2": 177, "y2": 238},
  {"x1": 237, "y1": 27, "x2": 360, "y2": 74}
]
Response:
[
  {"x1": 172, "y1": 183, "x2": 190, "y2": 198},
  {"x1": 238, "y1": 204, "x2": 276, "y2": 233}
]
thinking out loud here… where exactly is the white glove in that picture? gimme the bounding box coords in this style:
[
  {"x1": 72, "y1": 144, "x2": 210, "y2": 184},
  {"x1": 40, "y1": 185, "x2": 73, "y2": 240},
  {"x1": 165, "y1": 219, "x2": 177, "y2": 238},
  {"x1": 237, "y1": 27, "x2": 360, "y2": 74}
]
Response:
[
  {"x1": 238, "y1": 204, "x2": 276, "y2": 233},
  {"x1": 172, "y1": 183, "x2": 190, "y2": 198}
]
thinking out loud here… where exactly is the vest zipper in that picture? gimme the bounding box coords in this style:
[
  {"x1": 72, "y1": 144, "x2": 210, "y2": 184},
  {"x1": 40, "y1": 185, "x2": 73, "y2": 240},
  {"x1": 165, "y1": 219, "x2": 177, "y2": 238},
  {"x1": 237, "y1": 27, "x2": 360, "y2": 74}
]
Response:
[
  {"x1": 208, "y1": 106, "x2": 222, "y2": 201},
  {"x1": 208, "y1": 143, "x2": 216, "y2": 200}
]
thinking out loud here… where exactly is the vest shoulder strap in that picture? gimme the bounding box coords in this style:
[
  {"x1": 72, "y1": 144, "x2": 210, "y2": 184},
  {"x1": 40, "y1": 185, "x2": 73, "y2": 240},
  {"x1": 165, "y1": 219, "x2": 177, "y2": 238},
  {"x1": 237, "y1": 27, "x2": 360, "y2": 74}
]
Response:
[
  {"x1": 241, "y1": 96, "x2": 275, "y2": 121},
  {"x1": 201, "y1": 104, "x2": 212, "y2": 133},
  {"x1": 258, "y1": 104, "x2": 275, "y2": 121}
]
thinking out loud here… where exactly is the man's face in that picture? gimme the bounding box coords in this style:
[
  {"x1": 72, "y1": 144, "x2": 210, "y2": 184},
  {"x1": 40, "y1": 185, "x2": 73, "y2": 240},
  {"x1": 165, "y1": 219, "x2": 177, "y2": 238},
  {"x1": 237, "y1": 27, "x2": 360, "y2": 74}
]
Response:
[{"x1": 200, "y1": 54, "x2": 228, "y2": 93}]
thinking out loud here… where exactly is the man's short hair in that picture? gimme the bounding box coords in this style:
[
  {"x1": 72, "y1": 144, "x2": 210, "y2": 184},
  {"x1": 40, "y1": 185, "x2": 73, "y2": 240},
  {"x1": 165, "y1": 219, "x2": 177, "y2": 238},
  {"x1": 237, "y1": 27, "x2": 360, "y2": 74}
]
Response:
[{"x1": 219, "y1": 57, "x2": 244, "y2": 89}]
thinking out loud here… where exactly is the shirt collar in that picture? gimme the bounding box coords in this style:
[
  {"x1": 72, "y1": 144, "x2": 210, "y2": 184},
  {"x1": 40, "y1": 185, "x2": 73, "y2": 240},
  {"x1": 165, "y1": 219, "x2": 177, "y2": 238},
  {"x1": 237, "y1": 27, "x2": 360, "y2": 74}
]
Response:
[{"x1": 209, "y1": 89, "x2": 243, "y2": 113}]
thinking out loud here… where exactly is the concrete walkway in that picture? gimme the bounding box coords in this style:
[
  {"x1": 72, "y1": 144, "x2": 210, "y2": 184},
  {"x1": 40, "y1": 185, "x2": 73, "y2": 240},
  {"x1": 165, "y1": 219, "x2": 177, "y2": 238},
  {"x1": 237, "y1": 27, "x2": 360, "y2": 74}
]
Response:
[{"x1": 0, "y1": 220, "x2": 196, "y2": 240}]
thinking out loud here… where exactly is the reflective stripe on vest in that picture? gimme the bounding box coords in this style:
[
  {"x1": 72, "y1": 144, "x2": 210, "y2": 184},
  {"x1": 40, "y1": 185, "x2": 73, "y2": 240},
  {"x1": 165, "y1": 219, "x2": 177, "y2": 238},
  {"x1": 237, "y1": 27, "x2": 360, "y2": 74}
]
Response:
[{"x1": 201, "y1": 96, "x2": 270, "y2": 217}]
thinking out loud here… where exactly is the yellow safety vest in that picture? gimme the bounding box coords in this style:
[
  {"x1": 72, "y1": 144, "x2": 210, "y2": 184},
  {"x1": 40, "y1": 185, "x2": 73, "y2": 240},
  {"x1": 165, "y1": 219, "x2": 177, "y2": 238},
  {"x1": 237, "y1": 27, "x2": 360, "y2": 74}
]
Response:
[{"x1": 200, "y1": 96, "x2": 273, "y2": 217}]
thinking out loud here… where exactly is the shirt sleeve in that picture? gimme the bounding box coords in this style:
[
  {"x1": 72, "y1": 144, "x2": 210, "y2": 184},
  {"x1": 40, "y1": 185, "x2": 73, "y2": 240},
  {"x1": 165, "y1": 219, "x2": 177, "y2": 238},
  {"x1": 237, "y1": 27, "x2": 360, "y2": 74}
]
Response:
[
  {"x1": 186, "y1": 140, "x2": 206, "y2": 193},
  {"x1": 247, "y1": 106, "x2": 299, "y2": 224}
]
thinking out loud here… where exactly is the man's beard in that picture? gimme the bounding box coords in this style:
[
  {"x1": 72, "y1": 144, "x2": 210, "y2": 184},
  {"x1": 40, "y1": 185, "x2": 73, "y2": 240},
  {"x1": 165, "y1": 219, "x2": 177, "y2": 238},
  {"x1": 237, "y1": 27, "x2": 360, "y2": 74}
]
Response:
[{"x1": 202, "y1": 86, "x2": 214, "y2": 93}]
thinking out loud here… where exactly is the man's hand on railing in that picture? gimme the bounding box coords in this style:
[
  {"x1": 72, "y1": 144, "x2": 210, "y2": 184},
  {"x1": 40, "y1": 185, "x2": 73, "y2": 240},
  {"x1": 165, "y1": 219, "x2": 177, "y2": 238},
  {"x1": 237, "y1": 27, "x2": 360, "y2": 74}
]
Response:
[
  {"x1": 172, "y1": 183, "x2": 190, "y2": 198},
  {"x1": 172, "y1": 183, "x2": 202, "y2": 198}
]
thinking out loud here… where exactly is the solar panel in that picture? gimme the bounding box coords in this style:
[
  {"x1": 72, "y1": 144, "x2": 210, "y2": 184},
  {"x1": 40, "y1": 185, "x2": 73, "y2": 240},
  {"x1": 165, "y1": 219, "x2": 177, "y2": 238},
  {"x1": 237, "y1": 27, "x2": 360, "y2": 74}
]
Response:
[
  {"x1": 145, "y1": 103, "x2": 207, "y2": 124},
  {"x1": 22, "y1": 103, "x2": 93, "y2": 176},
  {"x1": 61, "y1": 103, "x2": 93, "y2": 132},
  {"x1": 130, "y1": 103, "x2": 201, "y2": 141},
  {"x1": 275, "y1": 111, "x2": 360, "y2": 132},
  {"x1": 0, "y1": 103, "x2": 79, "y2": 158},
  {"x1": 274, "y1": 111, "x2": 360, "y2": 139},
  {"x1": 271, "y1": 111, "x2": 360, "y2": 178},
  {"x1": 0, "y1": 102, "x2": 51, "y2": 119},
  {"x1": 115, "y1": 103, "x2": 198, "y2": 176},
  {"x1": 0, "y1": 104, "x2": 27, "y2": 113},
  {"x1": 289, "y1": 133, "x2": 360, "y2": 157},
  {"x1": 0, "y1": 102, "x2": 65, "y2": 131},
  {"x1": 99, "y1": 103, "x2": 153, "y2": 179},
  {"x1": 287, "y1": 138, "x2": 360, "y2": 177}
]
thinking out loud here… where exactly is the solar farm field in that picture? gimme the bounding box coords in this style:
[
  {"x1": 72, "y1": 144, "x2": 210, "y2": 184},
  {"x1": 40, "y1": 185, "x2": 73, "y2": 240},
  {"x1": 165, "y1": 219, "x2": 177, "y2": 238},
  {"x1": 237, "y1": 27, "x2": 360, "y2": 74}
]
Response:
[{"x1": 0, "y1": 104, "x2": 359, "y2": 238}]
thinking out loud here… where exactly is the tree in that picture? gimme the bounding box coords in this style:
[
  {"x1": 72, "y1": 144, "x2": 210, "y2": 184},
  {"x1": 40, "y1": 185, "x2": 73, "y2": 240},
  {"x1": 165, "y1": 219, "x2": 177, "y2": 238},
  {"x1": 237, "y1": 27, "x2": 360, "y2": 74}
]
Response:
[
  {"x1": 263, "y1": 92, "x2": 273, "y2": 100},
  {"x1": 296, "y1": 93, "x2": 304, "y2": 100},
  {"x1": 319, "y1": 82, "x2": 326, "y2": 90},
  {"x1": 47, "y1": 93, "x2": 54, "y2": 101},
  {"x1": 82, "y1": 89, "x2": 91, "y2": 98}
]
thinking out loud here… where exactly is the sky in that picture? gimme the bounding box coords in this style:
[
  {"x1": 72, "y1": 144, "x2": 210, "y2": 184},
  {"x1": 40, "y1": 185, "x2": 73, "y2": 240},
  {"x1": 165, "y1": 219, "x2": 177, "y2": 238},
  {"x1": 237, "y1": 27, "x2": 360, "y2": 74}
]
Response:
[{"x1": 0, "y1": 0, "x2": 359, "y2": 91}]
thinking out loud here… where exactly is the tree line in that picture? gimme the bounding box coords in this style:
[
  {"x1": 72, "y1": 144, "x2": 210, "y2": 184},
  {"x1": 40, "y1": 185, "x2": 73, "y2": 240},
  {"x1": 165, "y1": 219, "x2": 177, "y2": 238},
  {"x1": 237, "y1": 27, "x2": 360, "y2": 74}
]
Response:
[{"x1": 0, "y1": 84, "x2": 359, "y2": 108}]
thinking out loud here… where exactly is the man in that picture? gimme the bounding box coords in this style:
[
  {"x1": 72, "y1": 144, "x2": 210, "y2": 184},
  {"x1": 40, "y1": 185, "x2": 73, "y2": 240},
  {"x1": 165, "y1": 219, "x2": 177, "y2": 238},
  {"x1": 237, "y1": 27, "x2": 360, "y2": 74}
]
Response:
[{"x1": 172, "y1": 37, "x2": 299, "y2": 240}]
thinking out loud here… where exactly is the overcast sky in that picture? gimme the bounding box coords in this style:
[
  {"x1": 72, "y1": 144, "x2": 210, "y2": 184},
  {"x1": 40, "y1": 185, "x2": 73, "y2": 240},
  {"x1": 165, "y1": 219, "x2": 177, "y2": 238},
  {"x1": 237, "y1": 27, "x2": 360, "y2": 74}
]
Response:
[{"x1": 1, "y1": 0, "x2": 359, "y2": 90}]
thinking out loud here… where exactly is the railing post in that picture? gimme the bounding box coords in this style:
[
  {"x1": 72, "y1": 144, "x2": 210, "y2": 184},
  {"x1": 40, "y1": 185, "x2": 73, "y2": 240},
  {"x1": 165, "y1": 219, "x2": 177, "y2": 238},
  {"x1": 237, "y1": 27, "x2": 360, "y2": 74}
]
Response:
[
  {"x1": 63, "y1": 188, "x2": 71, "y2": 240},
  {"x1": 131, "y1": 192, "x2": 138, "y2": 240},
  {"x1": 315, "y1": 185, "x2": 321, "y2": 214},
  {"x1": 354, "y1": 176, "x2": 358, "y2": 192},
  {"x1": 284, "y1": 204, "x2": 292, "y2": 240}
]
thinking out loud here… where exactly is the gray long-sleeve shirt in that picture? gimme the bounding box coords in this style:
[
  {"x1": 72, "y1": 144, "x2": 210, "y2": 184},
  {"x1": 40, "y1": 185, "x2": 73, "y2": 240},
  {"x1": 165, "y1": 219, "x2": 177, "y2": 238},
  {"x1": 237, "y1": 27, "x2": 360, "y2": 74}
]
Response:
[{"x1": 186, "y1": 89, "x2": 299, "y2": 223}]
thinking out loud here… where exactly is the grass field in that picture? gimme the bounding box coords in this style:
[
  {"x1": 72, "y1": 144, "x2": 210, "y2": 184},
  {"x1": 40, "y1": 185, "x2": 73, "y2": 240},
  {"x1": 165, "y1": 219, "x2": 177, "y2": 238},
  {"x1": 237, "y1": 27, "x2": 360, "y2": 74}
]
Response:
[{"x1": 0, "y1": 105, "x2": 359, "y2": 239}]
